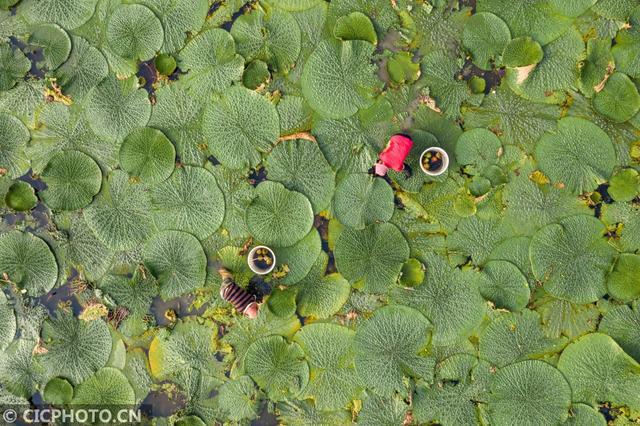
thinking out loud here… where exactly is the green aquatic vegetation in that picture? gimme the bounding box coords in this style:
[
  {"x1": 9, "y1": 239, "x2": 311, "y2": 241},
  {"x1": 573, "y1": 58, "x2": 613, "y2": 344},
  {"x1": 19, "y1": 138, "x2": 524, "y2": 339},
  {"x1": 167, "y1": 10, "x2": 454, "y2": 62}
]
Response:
[{"x1": 1, "y1": 0, "x2": 640, "y2": 424}]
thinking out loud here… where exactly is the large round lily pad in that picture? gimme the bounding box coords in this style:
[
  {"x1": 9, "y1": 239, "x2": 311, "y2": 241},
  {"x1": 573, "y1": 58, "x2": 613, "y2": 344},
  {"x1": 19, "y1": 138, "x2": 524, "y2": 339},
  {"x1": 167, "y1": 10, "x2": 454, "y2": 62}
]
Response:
[
  {"x1": 143, "y1": 230, "x2": 207, "y2": 300},
  {"x1": 535, "y1": 117, "x2": 616, "y2": 194},
  {"x1": 202, "y1": 86, "x2": 279, "y2": 169},
  {"x1": 462, "y1": 12, "x2": 511, "y2": 70},
  {"x1": 40, "y1": 150, "x2": 102, "y2": 211},
  {"x1": 334, "y1": 223, "x2": 409, "y2": 293},
  {"x1": 106, "y1": 4, "x2": 164, "y2": 61},
  {"x1": 72, "y1": 367, "x2": 135, "y2": 405},
  {"x1": 530, "y1": 215, "x2": 616, "y2": 304},
  {"x1": 0, "y1": 112, "x2": 30, "y2": 179},
  {"x1": 246, "y1": 181, "x2": 314, "y2": 248},
  {"x1": 333, "y1": 173, "x2": 394, "y2": 229},
  {"x1": 593, "y1": 72, "x2": 640, "y2": 123},
  {"x1": 150, "y1": 166, "x2": 224, "y2": 239},
  {"x1": 119, "y1": 127, "x2": 175, "y2": 185},
  {"x1": 0, "y1": 231, "x2": 58, "y2": 297}
]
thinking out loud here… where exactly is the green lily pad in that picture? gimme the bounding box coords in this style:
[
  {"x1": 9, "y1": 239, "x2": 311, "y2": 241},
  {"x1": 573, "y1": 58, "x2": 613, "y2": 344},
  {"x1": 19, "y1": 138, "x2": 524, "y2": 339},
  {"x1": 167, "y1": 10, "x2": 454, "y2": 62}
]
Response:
[
  {"x1": 178, "y1": 28, "x2": 244, "y2": 97},
  {"x1": 72, "y1": 367, "x2": 135, "y2": 405},
  {"x1": 455, "y1": 128, "x2": 502, "y2": 171},
  {"x1": 297, "y1": 273, "x2": 351, "y2": 319},
  {"x1": 139, "y1": 0, "x2": 208, "y2": 54},
  {"x1": 202, "y1": 86, "x2": 279, "y2": 169},
  {"x1": 0, "y1": 231, "x2": 58, "y2": 297},
  {"x1": 0, "y1": 338, "x2": 44, "y2": 398},
  {"x1": 119, "y1": 127, "x2": 175, "y2": 185},
  {"x1": 40, "y1": 312, "x2": 111, "y2": 384},
  {"x1": 599, "y1": 303, "x2": 640, "y2": 363},
  {"x1": 215, "y1": 376, "x2": 260, "y2": 422},
  {"x1": 143, "y1": 230, "x2": 207, "y2": 300},
  {"x1": 28, "y1": 24, "x2": 71, "y2": 71},
  {"x1": 535, "y1": 117, "x2": 615, "y2": 194},
  {"x1": 0, "y1": 112, "x2": 30, "y2": 179},
  {"x1": 150, "y1": 166, "x2": 225, "y2": 240},
  {"x1": 86, "y1": 75, "x2": 151, "y2": 142},
  {"x1": 335, "y1": 223, "x2": 409, "y2": 293},
  {"x1": 462, "y1": 12, "x2": 511, "y2": 70},
  {"x1": 530, "y1": 215, "x2": 616, "y2": 303},
  {"x1": 106, "y1": 4, "x2": 164, "y2": 61},
  {"x1": 246, "y1": 181, "x2": 314, "y2": 247},
  {"x1": 266, "y1": 138, "x2": 335, "y2": 213},
  {"x1": 479, "y1": 310, "x2": 566, "y2": 367},
  {"x1": 502, "y1": 36, "x2": 544, "y2": 67},
  {"x1": 334, "y1": 11, "x2": 377, "y2": 44},
  {"x1": 354, "y1": 305, "x2": 432, "y2": 395},
  {"x1": 19, "y1": 0, "x2": 98, "y2": 30},
  {"x1": 593, "y1": 72, "x2": 640, "y2": 123},
  {"x1": 557, "y1": 333, "x2": 640, "y2": 410},
  {"x1": 301, "y1": 39, "x2": 378, "y2": 119},
  {"x1": 5, "y1": 181, "x2": 36, "y2": 211},
  {"x1": 333, "y1": 173, "x2": 394, "y2": 229},
  {"x1": 231, "y1": 8, "x2": 301, "y2": 72},
  {"x1": 608, "y1": 168, "x2": 639, "y2": 202},
  {"x1": 245, "y1": 335, "x2": 309, "y2": 401},
  {"x1": 54, "y1": 36, "x2": 108, "y2": 100},
  {"x1": 272, "y1": 229, "x2": 322, "y2": 286},
  {"x1": 84, "y1": 169, "x2": 155, "y2": 250},
  {"x1": 0, "y1": 44, "x2": 31, "y2": 91},
  {"x1": 607, "y1": 253, "x2": 640, "y2": 302},
  {"x1": 43, "y1": 377, "x2": 73, "y2": 405},
  {"x1": 294, "y1": 323, "x2": 360, "y2": 409},
  {"x1": 479, "y1": 260, "x2": 530, "y2": 311},
  {"x1": 488, "y1": 360, "x2": 572, "y2": 425},
  {"x1": 580, "y1": 38, "x2": 614, "y2": 98},
  {"x1": 40, "y1": 150, "x2": 102, "y2": 211}
]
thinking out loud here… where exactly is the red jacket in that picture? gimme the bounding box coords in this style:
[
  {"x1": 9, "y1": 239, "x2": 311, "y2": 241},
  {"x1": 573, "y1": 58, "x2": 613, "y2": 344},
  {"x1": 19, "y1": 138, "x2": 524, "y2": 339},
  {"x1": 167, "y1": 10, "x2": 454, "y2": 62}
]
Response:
[{"x1": 378, "y1": 134, "x2": 413, "y2": 172}]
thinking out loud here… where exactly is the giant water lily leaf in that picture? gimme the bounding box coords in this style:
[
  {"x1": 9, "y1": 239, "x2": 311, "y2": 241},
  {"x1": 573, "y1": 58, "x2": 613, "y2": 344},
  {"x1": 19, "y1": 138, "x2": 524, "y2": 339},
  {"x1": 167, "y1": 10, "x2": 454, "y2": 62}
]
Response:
[
  {"x1": 18, "y1": 0, "x2": 98, "y2": 29},
  {"x1": 557, "y1": 333, "x2": 640, "y2": 409},
  {"x1": 151, "y1": 166, "x2": 224, "y2": 240},
  {"x1": 358, "y1": 393, "x2": 409, "y2": 426},
  {"x1": 593, "y1": 72, "x2": 640, "y2": 123},
  {"x1": 266, "y1": 139, "x2": 335, "y2": 213},
  {"x1": 301, "y1": 39, "x2": 378, "y2": 119},
  {"x1": 535, "y1": 117, "x2": 615, "y2": 193},
  {"x1": 40, "y1": 312, "x2": 111, "y2": 384},
  {"x1": 272, "y1": 229, "x2": 322, "y2": 286},
  {"x1": 602, "y1": 202, "x2": 640, "y2": 252},
  {"x1": 119, "y1": 127, "x2": 175, "y2": 185},
  {"x1": 0, "y1": 80, "x2": 44, "y2": 125},
  {"x1": 0, "y1": 231, "x2": 58, "y2": 297},
  {"x1": 294, "y1": 323, "x2": 361, "y2": 410},
  {"x1": 455, "y1": 128, "x2": 502, "y2": 171},
  {"x1": 530, "y1": 215, "x2": 616, "y2": 303},
  {"x1": 612, "y1": 23, "x2": 640, "y2": 79},
  {"x1": 245, "y1": 335, "x2": 309, "y2": 401},
  {"x1": 122, "y1": 349, "x2": 153, "y2": 403},
  {"x1": 606, "y1": 253, "x2": 640, "y2": 302},
  {"x1": 333, "y1": 173, "x2": 394, "y2": 229},
  {"x1": 276, "y1": 400, "x2": 351, "y2": 426},
  {"x1": 72, "y1": 367, "x2": 135, "y2": 405},
  {"x1": 488, "y1": 360, "x2": 572, "y2": 425},
  {"x1": 506, "y1": 27, "x2": 584, "y2": 102},
  {"x1": 392, "y1": 254, "x2": 486, "y2": 346},
  {"x1": 479, "y1": 310, "x2": 566, "y2": 367},
  {"x1": 28, "y1": 24, "x2": 71, "y2": 72},
  {"x1": 106, "y1": 4, "x2": 163, "y2": 61},
  {"x1": 599, "y1": 303, "x2": 640, "y2": 363},
  {"x1": 477, "y1": 0, "x2": 571, "y2": 46},
  {"x1": 178, "y1": 28, "x2": 245, "y2": 98},
  {"x1": 565, "y1": 403, "x2": 607, "y2": 426},
  {"x1": 101, "y1": 267, "x2": 158, "y2": 317},
  {"x1": 448, "y1": 216, "x2": 509, "y2": 266},
  {"x1": 29, "y1": 102, "x2": 117, "y2": 173},
  {"x1": 0, "y1": 112, "x2": 30, "y2": 179},
  {"x1": 0, "y1": 43, "x2": 31, "y2": 91},
  {"x1": 297, "y1": 272, "x2": 351, "y2": 319},
  {"x1": 143, "y1": 230, "x2": 207, "y2": 300},
  {"x1": 0, "y1": 292, "x2": 15, "y2": 351},
  {"x1": 246, "y1": 181, "x2": 314, "y2": 247},
  {"x1": 479, "y1": 260, "x2": 530, "y2": 311},
  {"x1": 231, "y1": 8, "x2": 301, "y2": 72},
  {"x1": 462, "y1": 86, "x2": 560, "y2": 150},
  {"x1": 420, "y1": 50, "x2": 483, "y2": 119},
  {"x1": 86, "y1": 75, "x2": 151, "y2": 142},
  {"x1": 215, "y1": 376, "x2": 260, "y2": 422},
  {"x1": 56, "y1": 212, "x2": 113, "y2": 282},
  {"x1": 462, "y1": 12, "x2": 511, "y2": 70},
  {"x1": 0, "y1": 338, "x2": 44, "y2": 398},
  {"x1": 84, "y1": 170, "x2": 155, "y2": 250},
  {"x1": 209, "y1": 166, "x2": 254, "y2": 239},
  {"x1": 148, "y1": 319, "x2": 218, "y2": 380},
  {"x1": 149, "y1": 85, "x2": 207, "y2": 165},
  {"x1": 335, "y1": 223, "x2": 409, "y2": 293},
  {"x1": 139, "y1": 0, "x2": 208, "y2": 54},
  {"x1": 203, "y1": 86, "x2": 279, "y2": 169},
  {"x1": 503, "y1": 172, "x2": 589, "y2": 236},
  {"x1": 327, "y1": 0, "x2": 398, "y2": 33},
  {"x1": 354, "y1": 305, "x2": 432, "y2": 396},
  {"x1": 40, "y1": 150, "x2": 102, "y2": 211},
  {"x1": 55, "y1": 35, "x2": 108, "y2": 100}
]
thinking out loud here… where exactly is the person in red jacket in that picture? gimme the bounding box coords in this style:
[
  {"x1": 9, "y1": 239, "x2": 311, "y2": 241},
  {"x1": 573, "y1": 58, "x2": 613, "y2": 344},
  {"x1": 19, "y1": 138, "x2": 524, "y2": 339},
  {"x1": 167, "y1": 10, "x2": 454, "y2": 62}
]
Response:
[{"x1": 374, "y1": 134, "x2": 414, "y2": 176}]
